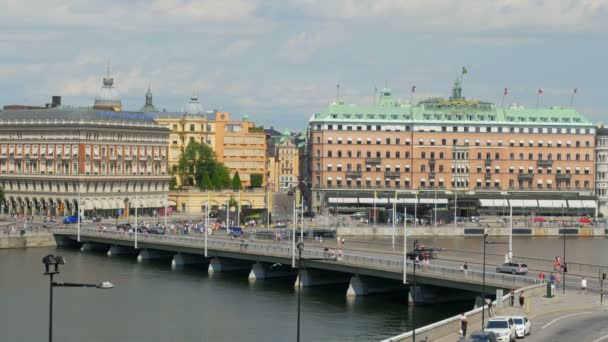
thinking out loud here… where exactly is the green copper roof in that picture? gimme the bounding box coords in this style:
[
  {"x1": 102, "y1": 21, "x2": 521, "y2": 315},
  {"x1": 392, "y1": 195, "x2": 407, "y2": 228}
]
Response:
[{"x1": 312, "y1": 82, "x2": 592, "y2": 126}]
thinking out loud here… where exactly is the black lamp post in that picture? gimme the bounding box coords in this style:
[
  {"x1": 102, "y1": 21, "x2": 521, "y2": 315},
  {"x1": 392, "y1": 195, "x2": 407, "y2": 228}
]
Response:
[
  {"x1": 412, "y1": 252, "x2": 417, "y2": 342},
  {"x1": 43, "y1": 254, "x2": 114, "y2": 342},
  {"x1": 295, "y1": 242, "x2": 334, "y2": 342},
  {"x1": 563, "y1": 227, "x2": 566, "y2": 294},
  {"x1": 481, "y1": 231, "x2": 507, "y2": 331}
]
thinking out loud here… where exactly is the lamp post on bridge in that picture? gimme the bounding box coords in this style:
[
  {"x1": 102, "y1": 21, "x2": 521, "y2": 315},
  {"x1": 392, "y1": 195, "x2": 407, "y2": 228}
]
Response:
[
  {"x1": 481, "y1": 230, "x2": 508, "y2": 331},
  {"x1": 43, "y1": 254, "x2": 113, "y2": 342},
  {"x1": 295, "y1": 242, "x2": 335, "y2": 342}
]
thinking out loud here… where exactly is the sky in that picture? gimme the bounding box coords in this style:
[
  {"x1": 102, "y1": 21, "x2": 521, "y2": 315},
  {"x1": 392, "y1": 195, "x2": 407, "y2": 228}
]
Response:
[{"x1": 1, "y1": 0, "x2": 607, "y2": 131}]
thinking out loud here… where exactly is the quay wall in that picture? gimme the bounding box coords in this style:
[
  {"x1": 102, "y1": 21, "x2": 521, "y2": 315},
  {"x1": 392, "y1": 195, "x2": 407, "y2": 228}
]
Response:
[{"x1": 0, "y1": 232, "x2": 56, "y2": 249}]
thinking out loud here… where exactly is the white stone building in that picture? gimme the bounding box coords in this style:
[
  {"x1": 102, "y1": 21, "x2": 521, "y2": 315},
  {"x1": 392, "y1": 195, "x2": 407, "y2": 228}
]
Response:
[{"x1": 596, "y1": 126, "x2": 608, "y2": 217}]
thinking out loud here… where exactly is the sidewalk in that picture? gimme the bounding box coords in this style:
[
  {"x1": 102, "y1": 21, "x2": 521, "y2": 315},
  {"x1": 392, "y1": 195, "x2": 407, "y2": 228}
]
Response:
[{"x1": 435, "y1": 290, "x2": 605, "y2": 342}]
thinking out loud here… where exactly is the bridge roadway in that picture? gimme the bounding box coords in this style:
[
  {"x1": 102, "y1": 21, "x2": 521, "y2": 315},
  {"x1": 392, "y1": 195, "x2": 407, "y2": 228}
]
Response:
[{"x1": 54, "y1": 228, "x2": 544, "y2": 297}]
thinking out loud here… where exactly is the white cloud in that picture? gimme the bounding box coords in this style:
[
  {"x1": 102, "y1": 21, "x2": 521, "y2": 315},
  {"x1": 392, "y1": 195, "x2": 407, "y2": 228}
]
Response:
[
  {"x1": 219, "y1": 40, "x2": 256, "y2": 59},
  {"x1": 276, "y1": 31, "x2": 322, "y2": 63}
]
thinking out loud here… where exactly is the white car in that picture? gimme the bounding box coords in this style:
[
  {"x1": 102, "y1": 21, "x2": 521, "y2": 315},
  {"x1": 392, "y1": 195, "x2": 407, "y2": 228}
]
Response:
[
  {"x1": 485, "y1": 317, "x2": 516, "y2": 342},
  {"x1": 511, "y1": 316, "x2": 531, "y2": 338}
]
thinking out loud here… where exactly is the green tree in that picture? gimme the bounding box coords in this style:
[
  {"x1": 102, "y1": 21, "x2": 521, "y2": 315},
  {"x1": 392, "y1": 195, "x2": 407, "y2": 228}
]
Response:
[
  {"x1": 250, "y1": 173, "x2": 263, "y2": 188},
  {"x1": 176, "y1": 141, "x2": 218, "y2": 187},
  {"x1": 200, "y1": 171, "x2": 212, "y2": 191},
  {"x1": 169, "y1": 176, "x2": 178, "y2": 190},
  {"x1": 211, "y1": 172, "x2": 221, "y2": 190},
  {"x1": 228, "y1": 196, "x2": 238, "y2": 209},
  {"x1": 232, "y1": 171, "x2": 242, "y2": 190},
  {"x1": 215, "y1": 163, "x2": 232, "y2": 189}
]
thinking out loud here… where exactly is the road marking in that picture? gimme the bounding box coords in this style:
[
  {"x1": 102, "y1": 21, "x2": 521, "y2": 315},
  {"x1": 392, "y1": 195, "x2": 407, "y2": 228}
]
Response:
[
  {"x1": 541, "y1": 312, "x2": 593, "y2": 329},
  {"x1": 592, "y1": 335, "x2": 608, "y2": 342}
]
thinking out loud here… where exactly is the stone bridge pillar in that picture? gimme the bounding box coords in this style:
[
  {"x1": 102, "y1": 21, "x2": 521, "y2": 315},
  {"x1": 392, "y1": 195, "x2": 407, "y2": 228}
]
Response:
[
  {"x1": 172, "y1": 254, "x2": 209, "y2": 269},
  {"x1": 408, "y1": 285, "x2": 477, "y2": 305},
  {"x1": 137, "y1": 249, "x2": 173, "y2": 262},
  {"x1": 80, "y1": 242, "x2": 107, "y2": 252},
  {"x1": 295, "y1": 269, "x2": 350, "y2": 289},
  {"x1": 208, "y1": 258, "x2": 252, "y2": 273},
  {"x1": 346, "y1": 275, "x2": 407, "y2": 296},
  {"x1": 248, "y1": 262, "x2": 297, "y2": 281},
  {"x1": 107, "y1": 245, "x2": 136, "y2": 257}
]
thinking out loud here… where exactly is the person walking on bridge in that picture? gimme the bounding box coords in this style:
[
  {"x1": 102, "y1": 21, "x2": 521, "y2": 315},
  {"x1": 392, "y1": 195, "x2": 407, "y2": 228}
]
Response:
[
  {"x1": 581, "y1": 277, "x2": 588, "y2": 295},
  {"x1": 519, "y1": 291, "x2": 525, "y2": 308},
  {"x1": 460, "y1": 314, "x2": 468, "y2": 338}
]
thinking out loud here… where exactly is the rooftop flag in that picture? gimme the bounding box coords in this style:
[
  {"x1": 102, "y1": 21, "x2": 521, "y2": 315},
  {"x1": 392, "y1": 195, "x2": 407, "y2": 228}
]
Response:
[
  {"x1": 504, "y1": 88, "x2": 508, "y2": 95},
  {"x1": 538, "y1": 88, "x2": 544, "y2": 94},
  {"x1": 574, "y1": 88, "x2": 578, "y2": 94},
  {"x1": 411, "y1": 85, "x2": 416, "y2": 93},
  {"x1": 462, "y1": 66, "x2": 468, "y2": 75}
]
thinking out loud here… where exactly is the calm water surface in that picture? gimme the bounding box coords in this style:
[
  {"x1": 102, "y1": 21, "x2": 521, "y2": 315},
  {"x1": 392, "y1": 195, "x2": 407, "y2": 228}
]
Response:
[{"x1": 0, "y1": 246, "x2": 467, "y2": 342}]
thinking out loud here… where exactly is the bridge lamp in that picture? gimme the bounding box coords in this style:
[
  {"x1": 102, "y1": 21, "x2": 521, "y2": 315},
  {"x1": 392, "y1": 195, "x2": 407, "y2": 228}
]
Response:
[{"x1": 43, "y1": 254, "x2": 114, "y2": 342}]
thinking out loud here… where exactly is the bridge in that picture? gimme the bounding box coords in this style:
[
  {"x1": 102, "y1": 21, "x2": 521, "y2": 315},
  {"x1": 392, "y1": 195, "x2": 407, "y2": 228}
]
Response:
[{"x1": 52, "y1": 227, "x2": 551, "y2": 303}]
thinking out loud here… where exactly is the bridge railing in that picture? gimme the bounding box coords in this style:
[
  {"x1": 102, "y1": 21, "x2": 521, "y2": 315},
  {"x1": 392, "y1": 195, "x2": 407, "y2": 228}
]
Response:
[{"x1": 54, "y1": 228, "x2": 541, "y2": 287}]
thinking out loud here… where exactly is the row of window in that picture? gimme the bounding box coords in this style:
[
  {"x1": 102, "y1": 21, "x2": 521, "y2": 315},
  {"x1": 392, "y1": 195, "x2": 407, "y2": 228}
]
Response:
[
  {"x1": 1, "y1": 180, "x2": 167, "y2": 193},
  {"x1": 314, "y1": 124, "x2": 594, "y2": 135},
  {"x1": 321, "y1": 163, "x2": 591, "y2": 175},
  {"x1": 318, "y1": 149, "x2": 592, "y2": 161},
  {"x1": 320, "y1": 136, "x2": 592, "y2": 148},
  {"x1": 318, "y1": 178, "x2": 590, "y2": 189}
]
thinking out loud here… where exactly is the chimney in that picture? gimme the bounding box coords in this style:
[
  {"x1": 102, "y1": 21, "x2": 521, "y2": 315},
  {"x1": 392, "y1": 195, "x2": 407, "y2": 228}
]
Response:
[{"x1": 51, "y1": 96, "x2": 61, "y2": 108}]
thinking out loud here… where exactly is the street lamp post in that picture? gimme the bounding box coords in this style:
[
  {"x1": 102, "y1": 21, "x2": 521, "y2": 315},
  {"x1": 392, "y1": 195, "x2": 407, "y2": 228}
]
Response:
[
  {"x1": 482, "y1": 231, "x2": 487, "y2": 331},
  {"x1": 563, "y1": 225, "x2": 566, "y2": 294},
  {"x1": 42, "y1": 254, "x2": 113, "y2": 342},
  {"x1": 412, "y1": 243, "x2": 417, "y2": 342}
]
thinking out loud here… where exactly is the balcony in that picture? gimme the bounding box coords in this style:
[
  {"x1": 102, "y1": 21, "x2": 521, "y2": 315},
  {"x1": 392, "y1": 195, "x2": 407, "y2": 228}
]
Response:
[
  {"x1": 429, "y1": 158, "x2": 436, "y2": 165},
  {"x1": 346, "y1": 170, "x2": 362, "y2": 177},
  {"x1": 537, "y1": 160, "x2": 553, "y2": 167},
  {"x1": 384, "y1": 171, "x2": 400, "y2": 178},
  {"x1": 365, "y1": 157, "x2": 381, "y2": 164},
  {"x1": 429, "y1": 171, "x2": 436, "y2": 179},
  {"x1": 517, "y1": 173, "x2": 534, "y2": 180},
  {"x1": 484, "y1": 172, "x2": 492, "y2": 178},
  {"x1": 556, "y1": 173, "x2": 572, "y2": 180},
  {"x1": 484, "y1": 159, "x2": 492, "y2": 167}
]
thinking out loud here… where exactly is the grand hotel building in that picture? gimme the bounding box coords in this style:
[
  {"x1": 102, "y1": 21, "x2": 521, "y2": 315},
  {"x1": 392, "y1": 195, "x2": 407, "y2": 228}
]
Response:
[
  {"x1": 0, "y1": 75, "x2": 171, "y2": 218},
  {"x1": 306, "y1": 80, "x2": 597, "y2": 217}
]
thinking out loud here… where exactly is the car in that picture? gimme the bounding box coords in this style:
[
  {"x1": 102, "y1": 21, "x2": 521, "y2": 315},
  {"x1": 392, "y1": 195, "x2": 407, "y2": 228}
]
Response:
[
  {"x1": 303, "y1": 211, "x2": 316, "y2": 218},
  {"x1": 496, "y1": 262, "x2": 528, "y2": 275},
  {"x1": 208, "y1": 211, "x2": 219, "y2": 218},
  {"x1": 485, "y1": 317, "x2": 516, "y2": 342},
  {"x1": 511, "y1": 316, "x2": 531, "y2": 338},
  {"x1": 351, "y1": 212, "x2": 367, "y2": 219},
  {"x1": 147, "y1": 226, "x2": 165, "y2": 235},
  {"x1": 464, "y1": 331, "x2": 498, "y2": 342},
  {"x1": 287, "y1": 190, "x2": 294, "y2": 196},
  {"x1": 406, "y1": 247, "x2": 440, "y2": 260},
  {"x1": 92, "y1": 216, "x2": 103, "y2": 222},
  {"x1": 62, "y1": 216, "x2": 82, "y2": 224}
]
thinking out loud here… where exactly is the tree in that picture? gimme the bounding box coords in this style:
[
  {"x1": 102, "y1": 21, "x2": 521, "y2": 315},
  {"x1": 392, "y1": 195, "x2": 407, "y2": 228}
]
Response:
[
  {"x1": 232, "y1": 171, "x2": 242, "y2": 190},
  {"x1": 169, "y1": 176, "x2": 178, "y2": 190},
  {"x1": 176, "y1": 141, "x2": 218, "y2": 187},
  {"x1": 215, "y1": 163, "x2": 232, "y2": 189},
  {"x1": 200, "y1": 171, "x2": 212, "y2": 191},
  {"x1": 228, "y1": 196, "x2": 238, "y2": 209},
  {"x1": 250, "y1": 173, "x2": 263, "y2": 188},
  {"x1": 211, "y1": 172, "x2": 221, "y2": 190}
]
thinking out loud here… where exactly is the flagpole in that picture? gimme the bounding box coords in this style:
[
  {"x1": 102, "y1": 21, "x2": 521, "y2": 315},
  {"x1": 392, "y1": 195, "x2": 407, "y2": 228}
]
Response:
[
  {"x1": 536, "y1": 90, "x2": 541, "y2": 109},
  {"x1": 336, "y1": 83, "x2": 340, "y2": 102},
  {"x1": 570, "y1": 89, "x2": 578, "y2": 107},
  {"x1": 403, "y1": 205, "x2": 407, "y2": 284}
]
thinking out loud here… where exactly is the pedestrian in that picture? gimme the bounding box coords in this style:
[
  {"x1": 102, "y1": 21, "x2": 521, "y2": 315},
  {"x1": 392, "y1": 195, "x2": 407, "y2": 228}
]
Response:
[
  {"x1": 460, "y1": 314, "x2": 468, "y2": 338},
  {"x1": 509, "y1": 289, "x2": 515, "y2": 306},
  {"x1": 549, "y1": 273, "x2": 555, "y2": 285},
  {"x1": 519, "y1": 291, "x2": 525, "y2": 307},
  {"x1": 485, "y1": 298, "x2": 494, "y2": 317},
  {"x1": 540, "y1": 272, "x2": 546, "y2": 282},
  {"x1": 555, "y1": 273, "x2": 561, "y2": 289},
  {"x1": 581, "y1": 277, "x2": 588, "y2": 295}
]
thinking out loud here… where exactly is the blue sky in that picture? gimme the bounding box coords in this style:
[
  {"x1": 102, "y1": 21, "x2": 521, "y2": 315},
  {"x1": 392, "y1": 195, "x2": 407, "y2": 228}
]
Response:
[{"x1": 1, "y1": 0, "x2": 607, "y2": 131}]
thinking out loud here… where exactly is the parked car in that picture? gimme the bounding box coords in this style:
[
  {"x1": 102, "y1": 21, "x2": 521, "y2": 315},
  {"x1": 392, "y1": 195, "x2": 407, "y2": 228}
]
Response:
[
  {"x1": 147, "y1": 226, "x2": 165, "y2": 235},
  {"x1": 303, "y1": 211, "x2": 316, "y2": 218},
  {"x1": 496, "y1": 262, "x2": 528, "y2": 275},
  {"x1": 287, "y1": 190, "x2": 294, "y2": 196},
  {"x1": 92, "y1": 216, "x2": 103, "y2": 222},
  {"x1": 62, "y1": 216, "x2": 82, "y2": 224},
  {"x1": 208, "y1": 211, "x2": 219, "y2": 218},
  {"x1": 485, "y1": 317, "x2": 516, "y2": 342},
  {"x1": 511, "y1": 316, "x2": 531, "y2": 338},
  {"x1": 462, "y1": 331, "x2": 498, "y2": 342}
]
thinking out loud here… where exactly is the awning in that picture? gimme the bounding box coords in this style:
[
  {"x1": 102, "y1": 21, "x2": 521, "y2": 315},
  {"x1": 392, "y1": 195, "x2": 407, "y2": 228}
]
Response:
[
  {"x1": 547, "y1": 179, "x2": 553, "y2": 184},
  {"x1": 581, "y1": 200, "x2": 596, "y2": 208},
  {"x1": 480, "y1": 199, "x2": 505, "y2": 207},
  {"x1": 568, "y1": 200, "x2": 583, "y2": 208},
  {"x1": 522, "y1": 200, "x2": 538, "y2": 207},
  {"x1": 420, "y1": 198, "x2": 448, "y2": 204},
  {"x1": 329, "y1": 197, "x2": 359, "y2": 204},
  {"x1": 509, "y1": 199, "x2": 538, "y2": 208}
]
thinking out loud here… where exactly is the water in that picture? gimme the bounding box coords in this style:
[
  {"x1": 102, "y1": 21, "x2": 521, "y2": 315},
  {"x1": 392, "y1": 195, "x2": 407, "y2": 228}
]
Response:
[{"x1": 0, "y1": 246, "x2": 468, "y2": 342}]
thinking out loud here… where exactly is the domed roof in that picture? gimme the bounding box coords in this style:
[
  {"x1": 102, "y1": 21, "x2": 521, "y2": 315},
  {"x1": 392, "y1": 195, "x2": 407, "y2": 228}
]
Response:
[
  {"x1": 139, "y1": 86, "x2": 158, "y2": 113},
  {"x1": 183, "y1": 96, "x2": 204, "y2": 116},
  {"x1": 94, "y1": 77, "x2": 122, "y2": 111}
]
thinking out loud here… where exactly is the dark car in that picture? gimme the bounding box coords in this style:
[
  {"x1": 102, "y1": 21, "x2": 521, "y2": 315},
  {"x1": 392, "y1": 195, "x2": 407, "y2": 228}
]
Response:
[
  {"x1": 287, "y1": 190, "x2": 294, "y2": 196},
  {"x1": 468, "y1": 331, "x2": 498, "y2": 342},
  {"x1": 303, "y1": 211, "x2": 316, "y2": 218},
  {"x1": 406, "y1": 247, "x2": 440, "y2": 260},
  {"x1": 208, "y1": 211, "x2": 219, "y2": 218},
  {"x1": 147, "y1": 226, "x2": 165, "y2": 235}
]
